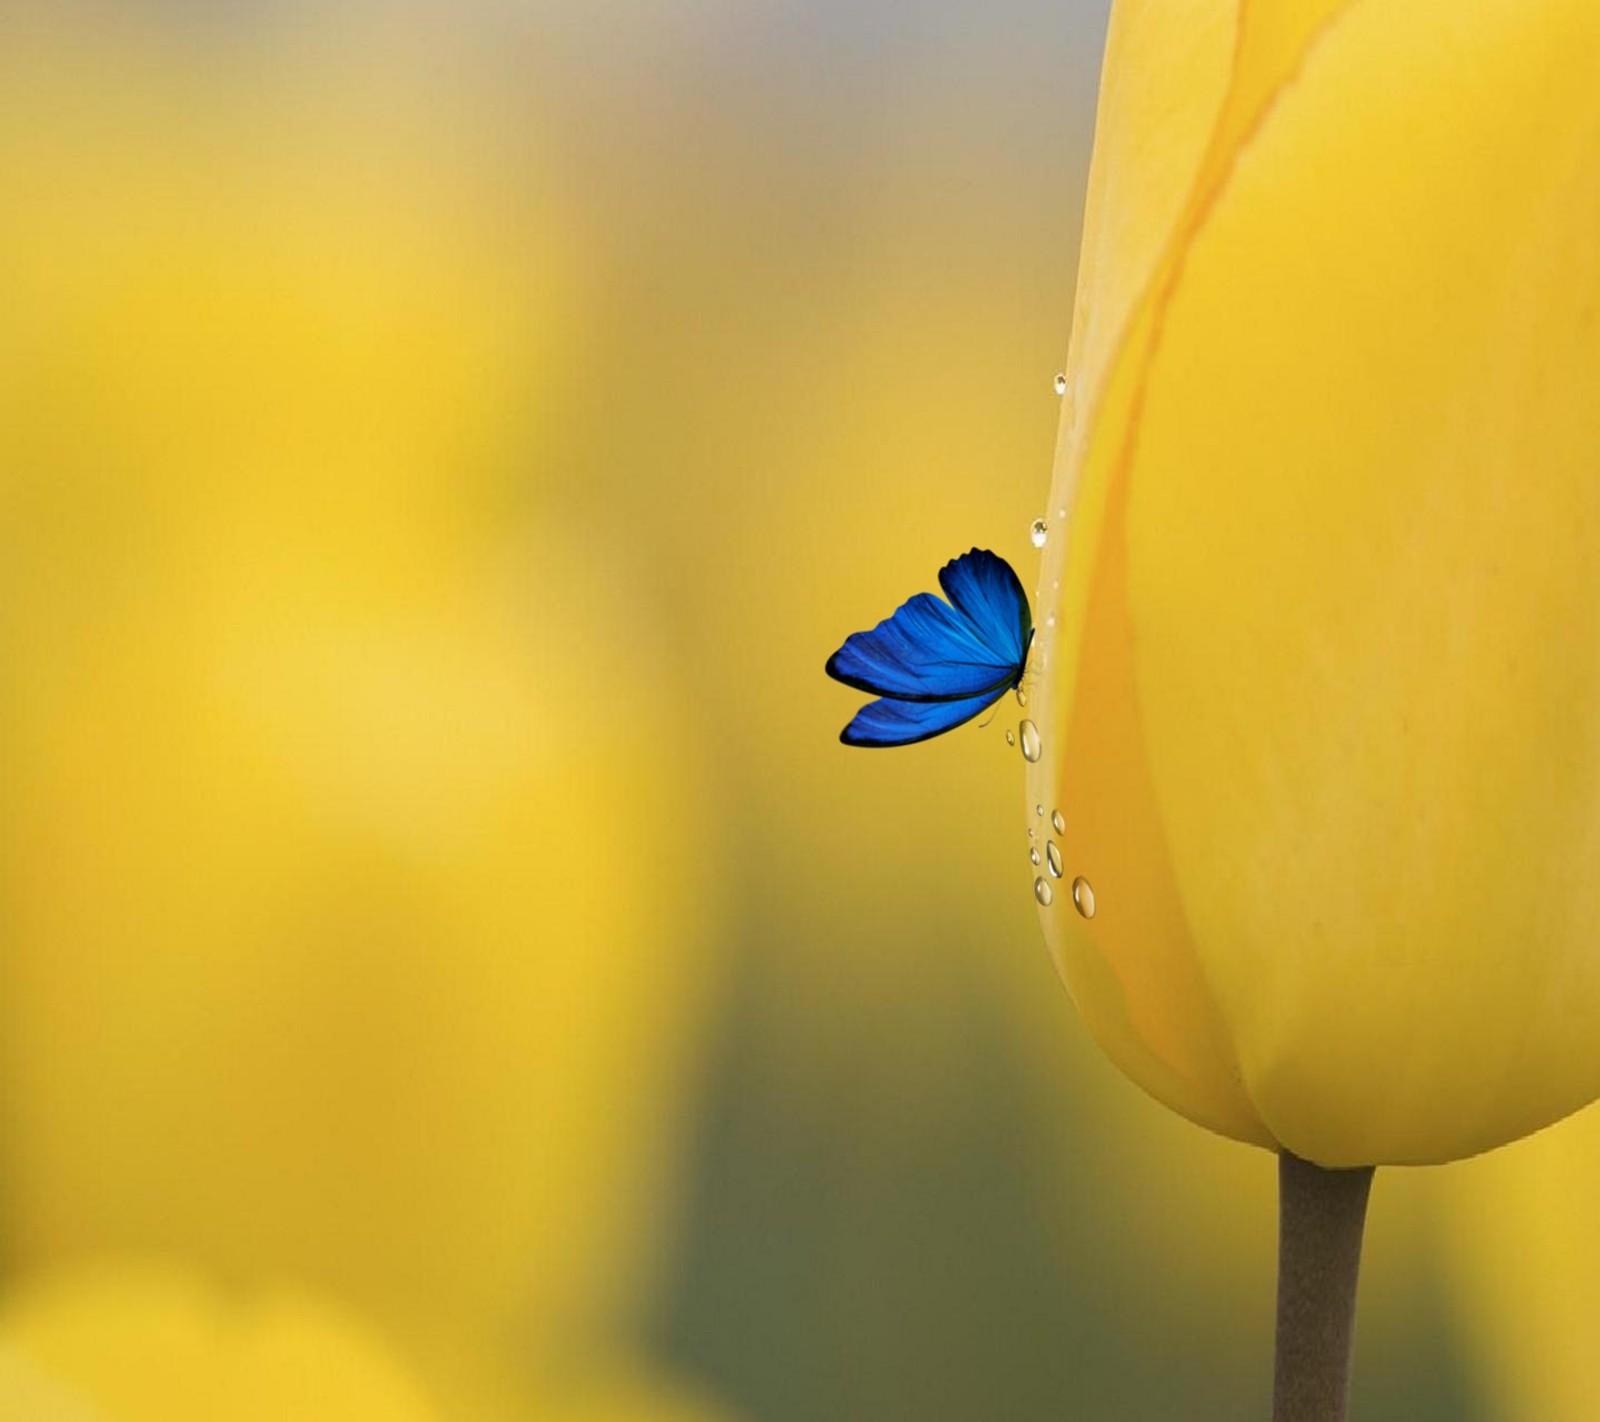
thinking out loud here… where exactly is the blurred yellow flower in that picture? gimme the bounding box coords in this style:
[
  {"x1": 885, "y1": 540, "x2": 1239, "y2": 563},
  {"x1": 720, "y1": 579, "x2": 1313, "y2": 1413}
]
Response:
[
  {"x1": 0, "y1": 1265, "x2": 436, "y2": 1422},
  {"x1": 0, "y1": 20, "x2": 724, "y2": 1411},
  {"x1": 0, "y1": 1263, "x2": 736, "y2": 1422},
  {"x1": 1439, "y1": 1110, "x2": 1600, "y2": 1421},
  {"x1": 1030, "y1": 0, "x2": 1600, "y2": 1166}
]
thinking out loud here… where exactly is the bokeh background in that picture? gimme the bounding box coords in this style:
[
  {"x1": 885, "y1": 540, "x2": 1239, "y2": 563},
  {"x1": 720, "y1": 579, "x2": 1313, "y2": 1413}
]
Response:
[{"x1": 0, "y1": 2, "x2": 1593, "y2": 1418}]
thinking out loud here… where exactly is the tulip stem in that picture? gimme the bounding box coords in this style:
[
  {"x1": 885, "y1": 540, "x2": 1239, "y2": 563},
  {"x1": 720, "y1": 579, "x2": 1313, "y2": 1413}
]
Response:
[{"x1": 1271, "y1": 1152, "x2": 1375, "y2": 1422}]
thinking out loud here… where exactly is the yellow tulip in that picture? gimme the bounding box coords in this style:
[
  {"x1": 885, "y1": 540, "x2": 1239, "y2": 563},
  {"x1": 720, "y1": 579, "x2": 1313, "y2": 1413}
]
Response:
[{"x1": 1030, "y1": 0, "x2": 1600, "y2": 1167}]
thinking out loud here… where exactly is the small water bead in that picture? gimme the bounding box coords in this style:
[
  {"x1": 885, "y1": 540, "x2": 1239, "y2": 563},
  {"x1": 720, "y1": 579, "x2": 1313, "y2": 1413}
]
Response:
[
  {"x1": 1071, "y1": 876, "x2": 1096, "y2": 919},
  {"x1": 1005, "y1": 729, "x2": 1015, "y2": 747},
  {"x1": 1029, "y1": 517, "x2": 1049, "y2": 550},
  {"x1": 1045, "y1": 842, "x2": 1063, "y2": 879},
  {"x1": 1029, "y1": 847, "x2": 1041, "y2": 867},
  {"x1": 1018, "y1": 719, "x2": 1041, "y2": 762},
  {"x1": 1053, "y1": 372, "x2": 1068, "y2": 396},
  {"x1": 1036, "y1": 804, "x2": 1044, "y2": 818},
  {"x1": 1015, "y1": 687, "x2": 1027, "y2": 707},
  {"x1": 1051, "y1": 809, "x2": 1066, "y2": 835},
  {"x1": 1034, "y1": 876, "x2": 1054, "y2": 907}
]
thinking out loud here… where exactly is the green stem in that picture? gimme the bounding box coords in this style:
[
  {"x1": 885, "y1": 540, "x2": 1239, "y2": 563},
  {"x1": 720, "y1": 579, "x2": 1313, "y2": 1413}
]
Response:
[{"x1": 1272, "y1": 1152, "x2": 1375, "y2": 1422}]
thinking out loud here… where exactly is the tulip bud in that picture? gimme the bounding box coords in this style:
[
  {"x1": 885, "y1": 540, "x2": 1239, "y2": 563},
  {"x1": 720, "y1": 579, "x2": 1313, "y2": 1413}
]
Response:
[{"x1": 1029, "y1": 0, "x2": 1600, "y2": 1167}]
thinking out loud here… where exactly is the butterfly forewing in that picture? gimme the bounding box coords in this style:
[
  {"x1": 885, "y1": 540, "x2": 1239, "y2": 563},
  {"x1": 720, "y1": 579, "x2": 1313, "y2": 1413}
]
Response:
[
  {"x1": 937, "y1": 548, "x2": 1033, "y2": 667},
  {"x1": 826, "y1": 590, "x2": 1023, "y2": 702}
]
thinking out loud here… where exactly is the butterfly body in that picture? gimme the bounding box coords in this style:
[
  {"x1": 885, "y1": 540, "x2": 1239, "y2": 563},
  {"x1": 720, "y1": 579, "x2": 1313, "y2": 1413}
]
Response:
[{"x1": 826, "y1": 548, "x2": 1033, "y2": 747}]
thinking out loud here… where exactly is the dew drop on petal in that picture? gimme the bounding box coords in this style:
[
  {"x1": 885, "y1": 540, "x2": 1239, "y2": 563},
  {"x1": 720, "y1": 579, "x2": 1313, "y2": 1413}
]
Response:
[
  {"x1": 1029, "y1": 847, "x2": 1041, "y2": 867},
  {"x1": 1015, "y1": 687, "x2": 1027, "y2": 707},
  {"x1": 1005, "y1": 729, "x2": 1015, "y2": 747},
  {"x1": 1034, "y1": 876, "x2": 1054, "y2": 907},
  {"x1": 1045, "y1": 842, "x2": 1063, "y2": 879},
  {"x1": 1036, "y1": 804, "x2": 1044, "y2": 818},
  {"x1": 1051, "y1": 809, "x2": 1066, "y2": 835},
  {"x1": 1071, "y1": 876, "x2": 1096, "y2": 919},
  {"x1": 1029, "y1": 518, "x2": 1049, "y2": 550},
  {"x1": 1019, "y1": 719, "x2": 1041, "y2": 762},
  {"x1": 1053, "y1": 372, "x2": 1068, "y2": 396}
]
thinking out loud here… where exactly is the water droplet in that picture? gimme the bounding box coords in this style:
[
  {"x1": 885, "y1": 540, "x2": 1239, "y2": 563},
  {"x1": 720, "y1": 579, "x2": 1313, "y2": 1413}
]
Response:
[
  {"x1": 1034, "y1": 876, "x2": 1054, "y2": 907},
  {"x1": 1036, "y1": 804, "x2": 1044, "y2": 818},
  {"x1": 1005, "y1": 729, "x2": 1015, "y2": 747},
  {"x1": 1071, "y1": 876, "x2": 1096, "y2": 919},
  {"x1": 1052, "y1": 372, "x2": 1068, "y2": 396},
  {"x1": 1015, "y1": 687, "x2": 1027, "y2": 707},
  {"x1": 1029, "y1": 847, "x2": 1041, "y2": 866},
  {"x1": 1051, "y1": 809, "x2": 1066, "y2": 835},
  {"x1": 1046, "y1": 842, "x2": 1063, "y2": 878},
  {"x1": 1029, "y1": 518, "x2": 1049, "y2": 550},
  {"x1": 1019, "y1": 719, "x2": 1041, "y2": 762},
  {"x1": 1027, "y1": 826, "x2": 1035, "y2": 839}
]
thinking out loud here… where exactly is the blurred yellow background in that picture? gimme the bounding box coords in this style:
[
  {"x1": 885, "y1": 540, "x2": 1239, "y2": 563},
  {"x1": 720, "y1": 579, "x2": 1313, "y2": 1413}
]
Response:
[{"x1": 0, "y1": 3, "x2": 1585, "y2": 1418}]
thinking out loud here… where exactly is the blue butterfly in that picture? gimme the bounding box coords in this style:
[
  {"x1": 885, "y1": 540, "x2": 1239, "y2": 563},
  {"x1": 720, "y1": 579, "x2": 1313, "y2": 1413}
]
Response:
[{"x1": 826, "y1": 548, "x2": 1034, "y2": 747}]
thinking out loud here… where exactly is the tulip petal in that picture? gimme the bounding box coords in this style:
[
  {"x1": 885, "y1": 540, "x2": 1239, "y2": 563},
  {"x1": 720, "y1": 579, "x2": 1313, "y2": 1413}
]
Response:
[
  {"x1": 1033, "y1": 0, "x2": 1378, "y2": 1150},
  {"x1": 1061, "y1": 0, "x2": 1237, "y2": 450},
  {"x1": 1041, "y1": 0, "x2": 1363, "y2": 837},
  {"x1": 1118, "y1": 0, "x2": 1600, "y2": 1164}
]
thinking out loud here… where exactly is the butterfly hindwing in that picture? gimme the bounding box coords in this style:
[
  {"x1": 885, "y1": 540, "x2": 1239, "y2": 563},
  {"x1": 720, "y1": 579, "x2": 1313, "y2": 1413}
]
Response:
[{"x1": 839, "y1": 689, "x2": 1005, "y2": 748}]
